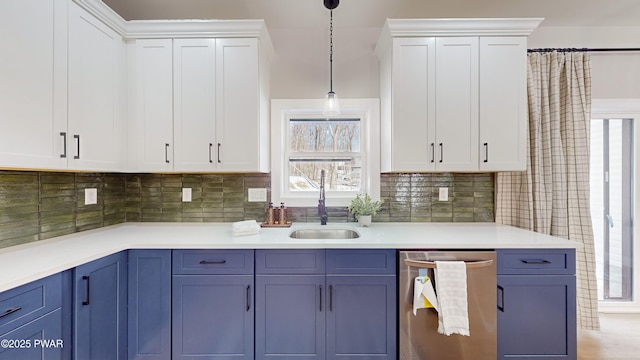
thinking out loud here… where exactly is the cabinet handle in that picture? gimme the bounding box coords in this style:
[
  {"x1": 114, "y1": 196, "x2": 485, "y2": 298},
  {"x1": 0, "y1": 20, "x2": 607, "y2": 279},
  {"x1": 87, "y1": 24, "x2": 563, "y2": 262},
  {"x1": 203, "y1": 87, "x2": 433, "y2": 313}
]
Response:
[
  {"x1": 209, "y1": 143, "x2": 213, "y2": 163},
  {"x1": 82, "y1": 275, "x2": 90, "y2": 305},
  {"x1": 199, "y1": 260, "x2": 227, "y2": 265},
  {"x1": 165, "y1": 143, "x2": 170, "y2": 163},
  {"x1": 319, "y1": 285, "x2": 323, "y2": 312},
  {"x1": 74, "y1": 135, "x2": 80, "y2": 159},
  {"x1": 430, "y1": 143, "x2": 435, "y2": 163},
  {"x1": 520, "y1": 259, "x2": 551, "y2": 265},
  {"x1": 484, "y1": 142, "x2": 489, "y2": 163},
  {"x1": 60, "y1": 132, "x2": 67, "y2": 158},
  {"x1": 497, "y1": 285, "x2": 504, "y2": 312},
  {"x1": 0, "y1": 306, "x2": 22, "y2": 319},
  {"x1": 329, "y1": 285, "x2": 333, "y2": 311},
  {"x1": 217, "y1": 143, "x2": 221, "y2": 163},
  {"x1": 246, "y1": 285, "x2": 251, "y2": 312},
  {"x1": 439, "y1": 143, "x2": 443, "y2": 163}
]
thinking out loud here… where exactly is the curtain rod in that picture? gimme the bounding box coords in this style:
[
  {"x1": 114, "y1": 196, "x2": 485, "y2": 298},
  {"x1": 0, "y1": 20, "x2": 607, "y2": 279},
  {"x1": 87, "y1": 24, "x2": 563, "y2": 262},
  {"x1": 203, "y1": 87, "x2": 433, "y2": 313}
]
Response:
[{"x1": 528, "y1": 48, "x2": 640, "y2": 53}]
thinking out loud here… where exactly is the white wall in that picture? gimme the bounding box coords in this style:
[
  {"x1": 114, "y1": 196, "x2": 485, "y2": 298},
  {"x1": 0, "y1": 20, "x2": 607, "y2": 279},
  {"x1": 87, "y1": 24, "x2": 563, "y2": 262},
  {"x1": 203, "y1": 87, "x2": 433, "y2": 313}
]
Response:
[{"x1": 270, "y1": 24, "x2": 640, "y2": 100}]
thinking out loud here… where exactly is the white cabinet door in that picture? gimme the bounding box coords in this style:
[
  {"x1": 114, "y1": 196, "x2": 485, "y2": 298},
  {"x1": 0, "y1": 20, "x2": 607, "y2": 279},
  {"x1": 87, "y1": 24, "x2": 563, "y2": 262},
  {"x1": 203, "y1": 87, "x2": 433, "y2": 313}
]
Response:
[
  {"x1": 479, "y1": 37, "x2": 527, "y2": 171},
  {"x1": 0, "y1": 0, "x2": 67, "y2": 169},
  {"x1": 215, "y1": 38, "x2": 261, "y2": 172},
  {"x1": 68, "y1": 2, "x2": 125, "y2": 171},
  {"x1": 173, "y1": 39, "x2": 216, "y2": 172},
  {"x1": 133, "y1": 39, "x2": 174, "y2": 172},
  {"x1": 388, "y1": 37, "x2": 436, "y2": 172},
  {"x1": 435, "y1": 37, "x2": 479, "y2": 171}
]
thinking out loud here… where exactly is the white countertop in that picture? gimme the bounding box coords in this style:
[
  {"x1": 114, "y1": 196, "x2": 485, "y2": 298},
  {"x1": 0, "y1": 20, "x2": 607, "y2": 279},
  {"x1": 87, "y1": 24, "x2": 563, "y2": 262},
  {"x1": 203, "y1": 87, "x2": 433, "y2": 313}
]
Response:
[{"x1": 0, "y1": 222, "x2": 578, "y2": 293}]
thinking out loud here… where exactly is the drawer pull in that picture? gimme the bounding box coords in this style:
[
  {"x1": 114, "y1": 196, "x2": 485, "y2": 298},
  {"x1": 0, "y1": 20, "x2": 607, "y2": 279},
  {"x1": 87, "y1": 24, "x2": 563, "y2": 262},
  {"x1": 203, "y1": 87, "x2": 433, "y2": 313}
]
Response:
[
  {"x1": 520, "y1": 259, "x2": 551, "y2": 265},
  {"x1": 0, "y1": 306, "x2": 22, "y2": 319},
  {"x1": 199, "y1": 260, "x2": 227, "y2": 265},
  {"x1": 82, "y1": 275, "x2": 91, "y2": 305}
]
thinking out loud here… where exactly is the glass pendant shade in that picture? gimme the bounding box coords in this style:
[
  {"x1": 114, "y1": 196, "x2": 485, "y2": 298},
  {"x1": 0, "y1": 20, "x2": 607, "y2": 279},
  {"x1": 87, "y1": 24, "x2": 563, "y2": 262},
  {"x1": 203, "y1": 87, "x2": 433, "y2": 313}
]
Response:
[{"x1": 323, "y1": 91, "x2": 340, "y2": 115}]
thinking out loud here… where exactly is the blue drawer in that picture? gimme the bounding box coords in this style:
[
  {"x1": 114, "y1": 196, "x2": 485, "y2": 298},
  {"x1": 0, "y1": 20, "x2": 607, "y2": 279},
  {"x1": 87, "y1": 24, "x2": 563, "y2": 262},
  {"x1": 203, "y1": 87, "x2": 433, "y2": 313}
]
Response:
[
  {"x1": 326, "y1": 249, "x2": 396, "y2": 275},
  {"x1": 0, "y1": 273, "x2": 62, "y2": 334},
  {"x1": 497, "y1": 249, "x2": 575, "y2": 275},
  {"x1": 173, "y1": 250, "x2": 254, "y2": 275},
  {"x1": 256, "y1": 249, "x2": 325, "y2": 274}
]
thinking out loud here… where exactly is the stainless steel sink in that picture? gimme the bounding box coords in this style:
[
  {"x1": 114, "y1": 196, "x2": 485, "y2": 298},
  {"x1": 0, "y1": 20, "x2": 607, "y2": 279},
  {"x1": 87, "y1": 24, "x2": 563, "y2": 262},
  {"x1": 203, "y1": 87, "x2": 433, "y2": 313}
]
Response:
[{"x1": 289, "y1": 228, "x2": 360, "y2": 239}]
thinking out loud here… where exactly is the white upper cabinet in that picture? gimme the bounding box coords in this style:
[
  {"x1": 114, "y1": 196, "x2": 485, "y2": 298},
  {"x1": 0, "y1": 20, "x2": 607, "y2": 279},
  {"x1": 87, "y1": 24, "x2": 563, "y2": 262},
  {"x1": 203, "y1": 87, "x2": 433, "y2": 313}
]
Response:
[
  {"x1": 131, "y1": 39, "x2": 174, "y2": 172},
  {"x1": 173, "y1": 39, "x2": 217, "y2": 172},
  {"x1": 0, "y1": 0, "x2": 68, "y2": 169},
  {"x1": 435, "y1": 37, "x2": 479, "y2": 171},
  {"x1": 479, "y1": 37, "x2": 527, "y2": 171},
  {"x1": 68, "y1": 2, "x2": 126, "y2": 171},
  {"x1": 131, "y1": 28, "x2": 272, "y2": 173},
  {"x1": 215, "y1": 38, "x2": 264, "y2": 172},
  {"x1": 376, "y1": 19, "x2": 542, "y2": 173}
]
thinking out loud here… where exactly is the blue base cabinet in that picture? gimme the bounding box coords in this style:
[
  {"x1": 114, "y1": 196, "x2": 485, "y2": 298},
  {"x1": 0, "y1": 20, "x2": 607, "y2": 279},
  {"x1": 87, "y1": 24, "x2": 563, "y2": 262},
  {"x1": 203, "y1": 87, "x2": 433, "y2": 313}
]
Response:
[
  {"x1": 128, "y1": 250, "x2": 172, "y2": 360},
  {"x1": 172, "y1": 250, "x2": 254, "y2": 360},
  {"x1": 497, "y1": 249, "x2": 577, "y2": 360},
  {"x1": 74, "y1": 251, "x2": 128, "y2": 360},
  {"x1": 255, "y1": 249, "x2": 396, "y2": 360},
  {"x1": 0, "y1": 272, "x2": 71, "y2": 360}
]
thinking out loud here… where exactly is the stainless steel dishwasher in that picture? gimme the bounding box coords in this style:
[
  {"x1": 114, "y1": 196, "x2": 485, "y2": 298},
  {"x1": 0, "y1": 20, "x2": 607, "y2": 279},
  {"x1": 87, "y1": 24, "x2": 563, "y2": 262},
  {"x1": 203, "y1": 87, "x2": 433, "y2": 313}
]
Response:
[{"x1": 399, "y1": 250, "x2": 497, "y2": 359}]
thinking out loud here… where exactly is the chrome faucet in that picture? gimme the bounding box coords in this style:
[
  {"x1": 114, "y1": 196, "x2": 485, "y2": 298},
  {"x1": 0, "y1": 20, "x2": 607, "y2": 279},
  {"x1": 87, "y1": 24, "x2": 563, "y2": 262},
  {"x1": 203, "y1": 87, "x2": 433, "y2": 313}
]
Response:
[{"x1": 318, "y1": 170, "x2": 328, "y2": 225}]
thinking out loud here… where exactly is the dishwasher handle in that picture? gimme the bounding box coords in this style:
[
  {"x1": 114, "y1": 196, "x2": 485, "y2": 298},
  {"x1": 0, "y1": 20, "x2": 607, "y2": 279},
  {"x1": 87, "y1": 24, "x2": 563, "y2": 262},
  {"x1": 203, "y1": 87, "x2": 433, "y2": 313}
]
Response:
[{"x1": 404, "y1": 258, "x2": 493, "y2": 269}]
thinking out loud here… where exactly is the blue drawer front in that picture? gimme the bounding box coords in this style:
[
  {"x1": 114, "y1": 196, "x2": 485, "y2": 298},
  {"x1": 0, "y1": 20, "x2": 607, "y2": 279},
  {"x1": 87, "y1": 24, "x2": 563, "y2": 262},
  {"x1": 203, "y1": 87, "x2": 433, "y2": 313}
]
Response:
[
  {"x1": 326, "y1": 249, "x2": 396, "y2": 275},
  {"x1": 0, "y1": 273, "x2": 62, "y2": 334},
  {"x1": 256, "y1": 249, "x2": 325, "y2": 274},
  {"x1": 173, "y1": 250, "x2": 254, "y2": 275},
  {"x1": 497, "y1": 249, "x2": 576, "y2": 275}
]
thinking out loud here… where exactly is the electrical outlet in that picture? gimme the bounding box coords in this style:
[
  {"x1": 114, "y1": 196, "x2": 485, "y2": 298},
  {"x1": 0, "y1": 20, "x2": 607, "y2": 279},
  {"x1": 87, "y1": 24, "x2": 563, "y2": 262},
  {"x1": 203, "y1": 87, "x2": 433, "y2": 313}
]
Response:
[
  {"x1": 438, "y1": 187, "x2": 449, "y2": 201},
  {"x1": 85, "y1": 188, "x2": 97, "y2": 205},
  {"x1": 182, "y1": 188, "x2": 192, "y2": 202},
  {"x1": 248, "y1": 188, "x2": 267, "y2": 202}
]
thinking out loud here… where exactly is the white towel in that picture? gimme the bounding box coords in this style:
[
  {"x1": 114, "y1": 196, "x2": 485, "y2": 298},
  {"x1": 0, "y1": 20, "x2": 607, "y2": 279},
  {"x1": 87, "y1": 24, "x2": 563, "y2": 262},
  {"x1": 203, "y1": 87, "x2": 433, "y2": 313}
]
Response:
[
  {"x1": 413, "y1": 275, "x2": 439, "y2": 315},
  {"x1": 434, "y1": 261, "x2": 470, "y2": 336},
  {"x1": 232, "y1": 220, "x2": 261, "y2": 236}
]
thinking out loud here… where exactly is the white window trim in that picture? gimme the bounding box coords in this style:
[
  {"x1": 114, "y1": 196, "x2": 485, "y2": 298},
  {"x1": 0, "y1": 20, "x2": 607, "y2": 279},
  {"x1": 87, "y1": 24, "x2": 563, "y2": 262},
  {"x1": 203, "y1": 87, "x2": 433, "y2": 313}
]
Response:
[
  {"x1": 271, "y1": 98, "x2": 380, "y2": 207},
  {"x1": 592, "y1": 99, "x2": 640, "y2": 313}
]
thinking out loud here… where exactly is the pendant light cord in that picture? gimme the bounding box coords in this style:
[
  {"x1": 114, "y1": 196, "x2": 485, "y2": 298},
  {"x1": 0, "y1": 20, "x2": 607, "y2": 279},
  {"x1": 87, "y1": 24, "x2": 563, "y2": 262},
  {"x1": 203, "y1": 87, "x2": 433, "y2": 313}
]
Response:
[{"x1": 329, "y1": 9, "x2": 334, "y2": 93}]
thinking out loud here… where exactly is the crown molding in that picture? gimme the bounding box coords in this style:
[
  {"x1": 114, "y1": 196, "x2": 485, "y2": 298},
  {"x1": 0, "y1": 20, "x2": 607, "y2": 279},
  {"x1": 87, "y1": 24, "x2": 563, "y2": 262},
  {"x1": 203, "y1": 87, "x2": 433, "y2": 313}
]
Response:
[
  {"x1": 71, "y1": 0, "x2": 275, "y2": 57},
  {"x1": 382, "y1": 18, "x2": 545, "y2": 37}
]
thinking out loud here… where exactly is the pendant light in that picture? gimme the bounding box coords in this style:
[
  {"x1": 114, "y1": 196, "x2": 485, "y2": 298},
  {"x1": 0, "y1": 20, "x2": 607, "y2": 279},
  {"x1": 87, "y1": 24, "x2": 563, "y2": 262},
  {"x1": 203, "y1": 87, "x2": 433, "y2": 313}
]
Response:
[{"x1": 323, "y1": 0, "x2": 340, "y2": 115}]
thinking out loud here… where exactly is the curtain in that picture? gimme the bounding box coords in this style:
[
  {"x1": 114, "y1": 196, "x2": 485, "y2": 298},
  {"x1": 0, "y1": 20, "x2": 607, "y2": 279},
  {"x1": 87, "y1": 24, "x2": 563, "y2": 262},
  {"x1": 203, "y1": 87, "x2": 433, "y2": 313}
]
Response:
[{"x1": 496, "y1": 51, "x2": 600, "y2": 330}]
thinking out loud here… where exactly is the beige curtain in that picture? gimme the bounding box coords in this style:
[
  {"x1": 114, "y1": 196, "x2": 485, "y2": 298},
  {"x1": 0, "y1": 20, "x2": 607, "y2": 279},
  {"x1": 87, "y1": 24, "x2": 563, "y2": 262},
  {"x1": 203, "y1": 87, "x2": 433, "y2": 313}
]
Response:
[{"x1": 496, "y1": 51, "x2": 600, "y2": 330}]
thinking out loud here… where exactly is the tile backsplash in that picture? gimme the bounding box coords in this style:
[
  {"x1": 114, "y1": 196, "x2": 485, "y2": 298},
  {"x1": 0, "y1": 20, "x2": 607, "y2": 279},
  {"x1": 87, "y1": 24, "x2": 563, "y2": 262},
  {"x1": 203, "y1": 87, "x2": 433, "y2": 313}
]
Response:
[{"x1": 0, "y1": 171, "x2": 494, "y2": 249}]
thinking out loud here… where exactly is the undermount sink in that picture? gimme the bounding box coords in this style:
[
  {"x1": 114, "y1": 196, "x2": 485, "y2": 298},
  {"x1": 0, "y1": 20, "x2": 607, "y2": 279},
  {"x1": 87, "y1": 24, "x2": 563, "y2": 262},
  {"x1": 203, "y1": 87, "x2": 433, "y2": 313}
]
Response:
[{"x1": 289, "y1": 228, "x2": 360, "y2": 239}]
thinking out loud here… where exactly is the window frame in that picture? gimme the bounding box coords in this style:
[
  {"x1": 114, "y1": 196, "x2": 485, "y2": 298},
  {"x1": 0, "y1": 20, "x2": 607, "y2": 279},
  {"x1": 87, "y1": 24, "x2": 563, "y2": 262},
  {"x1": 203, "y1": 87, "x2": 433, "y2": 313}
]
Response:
[{"x1": 271, "y1": 98, "x2": 380, "y2": 207}]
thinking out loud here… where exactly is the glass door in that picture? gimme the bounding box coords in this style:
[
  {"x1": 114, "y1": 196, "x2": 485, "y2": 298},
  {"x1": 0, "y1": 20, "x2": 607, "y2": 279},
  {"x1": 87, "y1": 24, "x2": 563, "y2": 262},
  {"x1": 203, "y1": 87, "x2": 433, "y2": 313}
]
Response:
[{"x1": 590, "y1": 118, "x2": 634, "y2": 301}]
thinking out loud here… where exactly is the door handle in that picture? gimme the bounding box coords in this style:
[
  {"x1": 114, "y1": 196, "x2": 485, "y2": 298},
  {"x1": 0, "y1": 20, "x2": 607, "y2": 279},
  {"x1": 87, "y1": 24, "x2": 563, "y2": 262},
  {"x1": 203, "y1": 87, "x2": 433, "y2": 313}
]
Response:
[
  {"x1": 319, "y1": 285, "x2": 323, "y2": 312},
  {"x1": 329, "y1": 285, "x2": 333, "y2": 311},
  {"x1": 165, "y1": 143, "x2": 170, "y2": 163},
  {"x1": 606, "y1": 214, "x2": 614, "y2": 228},
  {"x1": 439, "y1": 143, "x2": 443, "y2": 163},
  {"x1": 209, "y1": 143, "x2": 213, "y2": 163},
  {"x1": 484, "y1": 142, "x2": 488, "y2": 163},
  {"x1": 246, "y1": 285, "x2": 251, "y2": 312},
  {"x1": 60, "y1": 132, "x2": 67, "y2": 158},
  {"x1": 217, "y1": 143, "x2": 221, "y2": 163},
  {"x1": 74, "y1": 135, "x2": 80, "y2": 159},
  {"x1": 82, "y1": 275, "x2": 90, "y2": 305},
  {"x1": 497, "y1": 285, "x2": 504, "y2": 312},
  {"x1": 430, "y1": 143, "x2": 435, "y2": 163}
]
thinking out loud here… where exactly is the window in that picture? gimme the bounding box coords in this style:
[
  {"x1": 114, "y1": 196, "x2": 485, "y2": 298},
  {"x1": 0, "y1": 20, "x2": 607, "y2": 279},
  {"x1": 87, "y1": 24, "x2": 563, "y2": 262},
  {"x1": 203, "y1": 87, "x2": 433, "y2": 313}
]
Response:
[{"x1": 271, "y1": 99, "x2": 380, "y2": 207}]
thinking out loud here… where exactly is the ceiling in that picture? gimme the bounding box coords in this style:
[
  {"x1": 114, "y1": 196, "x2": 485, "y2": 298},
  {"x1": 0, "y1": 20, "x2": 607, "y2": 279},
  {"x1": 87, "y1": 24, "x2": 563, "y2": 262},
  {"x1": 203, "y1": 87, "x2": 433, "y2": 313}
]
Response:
[{"x1": 103, "y1": 0, "x2": 640, "y2": 28}]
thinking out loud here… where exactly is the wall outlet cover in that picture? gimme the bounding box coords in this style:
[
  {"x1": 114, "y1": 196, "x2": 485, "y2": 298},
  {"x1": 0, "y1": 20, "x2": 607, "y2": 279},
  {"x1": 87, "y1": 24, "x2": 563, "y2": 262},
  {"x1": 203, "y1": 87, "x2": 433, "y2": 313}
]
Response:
[
  {"x1": 438, "y1": 187, "x2": 449, "y2": 201},
  {"x1": 182, "y1": 188, "x2": 192, "y2": 202},
  {"x1": 85, "y1": 188, "x2": 97, "y2": 205},
  {"x1": 248, "y1": 188, "x2": 267, "y2": 202}
]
